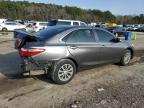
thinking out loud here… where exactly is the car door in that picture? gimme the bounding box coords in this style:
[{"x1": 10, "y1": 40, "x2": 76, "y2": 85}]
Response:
[
  {"x1": 4, "y1": 23, "x2": 12, "y2": 31},
  {"x1": 15, "y1": 22, "x2": 23, "y2": 30},
  {"x1": 64, "y1": 29, "x2": 101, "y2": 67},
  {"x1": 95, "y1": 29, "x2": 124, "y2": 63},
  {"x1": 9, "y1": 22, "x2": 17, "y2": 30}
]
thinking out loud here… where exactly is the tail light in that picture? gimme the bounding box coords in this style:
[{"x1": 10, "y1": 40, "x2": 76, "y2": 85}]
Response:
[
  {"x1": 19, "y1": 48, "x2": 45, "y2": 57},
  {"x1": 15, "y1": 38, "x2": 22, "y2": 48}
]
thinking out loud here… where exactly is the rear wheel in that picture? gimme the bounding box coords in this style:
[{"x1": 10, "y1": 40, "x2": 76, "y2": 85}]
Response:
[
  {"x1": 50, "y1": 59, "x2": 76, "y2": 84},
  {"x1": 2, "y1": 28, "x2": 8, "y2": 32},
  {"x1": 22, "y1": 28, "x2": 26, "y2": 31},
  {"x1": 120, "y1": 49, "x2": 131, "y2": 66}
]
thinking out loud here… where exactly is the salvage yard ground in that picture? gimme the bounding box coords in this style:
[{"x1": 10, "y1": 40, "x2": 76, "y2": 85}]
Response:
[{"x1": 0, "y1": 32, "x2": 144, "y2": 108}]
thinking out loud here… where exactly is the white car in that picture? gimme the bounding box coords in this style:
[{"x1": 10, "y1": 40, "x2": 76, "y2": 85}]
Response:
[
  {"x1": 32, "y1": 21, "x2": 48, "y2": 32},
  {"x1": 0, "y1": 19, "x2": 6, "y2": 24},
  {"x1": 0, "y1": 21, "x2": 26, "y2": 31},
  {"x1": 48, "y1": 19, "x2": 87, "y2": 26}
]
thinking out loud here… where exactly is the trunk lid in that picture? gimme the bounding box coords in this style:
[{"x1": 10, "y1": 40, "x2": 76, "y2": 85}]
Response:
[{"x1": 14, "y1": 30, "x2": 38, "y2": 49}]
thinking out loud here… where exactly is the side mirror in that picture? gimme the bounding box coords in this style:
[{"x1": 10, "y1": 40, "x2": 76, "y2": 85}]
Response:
[{"x1": 111, "y1": 38, "x2": 121, "y2": 42}]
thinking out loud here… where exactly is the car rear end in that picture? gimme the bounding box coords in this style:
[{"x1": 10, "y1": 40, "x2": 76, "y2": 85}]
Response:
[
  {"x1": 14, "y1": 26, "x2": 72, "y2": 73},
  {"x1": 14, "y1": 30, "x2": 47, "y2": 72},
  {"x1": 19, "y1": 46, "x2": 48, "y2": 73}
]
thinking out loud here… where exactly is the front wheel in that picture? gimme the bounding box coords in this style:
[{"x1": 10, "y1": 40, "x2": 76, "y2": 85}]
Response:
[
  {"x1": 120, "y1": 50, "x2": 132, "y2": 66},
  {"x1": 50, "y1": 59, "x2": 76, "y2": 84}
]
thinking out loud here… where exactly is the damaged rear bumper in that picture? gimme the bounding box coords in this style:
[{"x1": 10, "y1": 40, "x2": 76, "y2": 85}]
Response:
[{"x1": 20, "y1": 57, "x2": 52, "y2": 73}]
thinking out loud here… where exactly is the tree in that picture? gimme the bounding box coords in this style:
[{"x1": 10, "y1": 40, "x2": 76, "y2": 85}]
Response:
[{"x1": 0, "y1": 1, "x2": 116, "y2": 23}]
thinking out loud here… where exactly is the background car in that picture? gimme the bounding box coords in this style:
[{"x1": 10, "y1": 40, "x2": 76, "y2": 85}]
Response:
[
  {"x1": 135, "y1": 26, "x2": 144, "y2": 32},
  {"x1": 106, "y1": 26, "x2": 126, "y2": 37},
  {"x1": 0, "y1": 21, "x2": 26, "y2": 32},
  {"x1": 0, "y1": 19, "x2": 15, "y2": 24},
  {"x1": 48, "y1": 19, "x2": 87, "y2": 26},
  {"x1": 14, "y1": 26, "x2": 134, "y2": 84},
  {"x1": 0, "y1": 18, "x2": 6, "y2": 24},
  {"x1": 32, "y1": 21, "x2": 48, "y2": 32}
]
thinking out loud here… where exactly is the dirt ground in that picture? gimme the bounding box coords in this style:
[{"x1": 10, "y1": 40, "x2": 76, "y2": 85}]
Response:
[{"x1": 0, "y1": 32, "x2": 144, "y2": 108}]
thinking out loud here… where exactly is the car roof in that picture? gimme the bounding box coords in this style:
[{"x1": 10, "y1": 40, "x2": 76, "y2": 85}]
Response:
[
  {"x1": 36, "y1": 25, "x2": 111, "y2": 44},
  {"x1": 50, "y1": 19, "x2": 84, "y2": 22},
  {"x1": 47, "y1": 25, "x2": 95, "y2": 29},
  {"x1": 46, "y1": 25, "x2": 107, "y2": 30}
]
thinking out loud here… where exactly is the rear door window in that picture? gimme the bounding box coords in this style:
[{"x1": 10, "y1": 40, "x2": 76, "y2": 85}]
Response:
[
  {"x1": 64, "y1": 29, "x2": 96, "y2": 43},
  {"x1": 56, "y1": 21, "x2": 71, "y2": 25}
]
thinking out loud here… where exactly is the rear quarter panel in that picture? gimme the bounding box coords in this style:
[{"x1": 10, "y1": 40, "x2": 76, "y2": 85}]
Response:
[{"x1": 31, "y1": 44, "x2": 71, "y2": 63}]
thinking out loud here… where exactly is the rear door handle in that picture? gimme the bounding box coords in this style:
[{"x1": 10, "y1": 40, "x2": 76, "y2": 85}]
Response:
[{"x1": 70, "y1": 46, "x2": 77, "y2": 49}]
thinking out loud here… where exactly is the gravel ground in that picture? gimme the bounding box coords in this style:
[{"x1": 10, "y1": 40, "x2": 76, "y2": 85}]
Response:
[
  {"x1": 0, "y1": 32, "x2": 143, "y2": 108},
  {"x1": 63, "y1": 63, "x2": 144, "y2": 108}
]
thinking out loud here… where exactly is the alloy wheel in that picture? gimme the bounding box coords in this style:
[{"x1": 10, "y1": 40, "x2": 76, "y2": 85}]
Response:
[{"x1": 58, "y1": 64, "x2": 74, "y2": 81}]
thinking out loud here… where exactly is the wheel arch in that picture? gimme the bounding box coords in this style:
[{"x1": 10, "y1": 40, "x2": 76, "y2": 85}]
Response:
[
  {"x1": 126, "y1": 47, "x2": 134, "y2": 59},
  {"x1": 59, "y1": 57, "x2": 79, "y2": 72},
  {"x1": 2, "y1": 27, "x2": 8, "y2": 31}
]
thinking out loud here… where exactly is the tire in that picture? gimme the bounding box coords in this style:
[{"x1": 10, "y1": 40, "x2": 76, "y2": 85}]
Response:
[
  {"x1": 50, "y1": 59, "x2": 76, "y2": 84},
  {"x1": 120, "y1": 49, "x2": 132, "y2": 66},
  {"x1": 2, "y1": 28, "x2": 8, "y2": 32}
]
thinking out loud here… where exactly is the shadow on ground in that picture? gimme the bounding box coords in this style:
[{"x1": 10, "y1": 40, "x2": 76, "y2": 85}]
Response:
[{"x1": 0, "y1": 51, "x2": 21, "y2": 77}]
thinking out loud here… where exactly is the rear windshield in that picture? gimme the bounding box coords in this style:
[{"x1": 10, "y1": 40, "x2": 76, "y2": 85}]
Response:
[{"x1": 36, "y1": 26, "x2": 70, "y2": 40}]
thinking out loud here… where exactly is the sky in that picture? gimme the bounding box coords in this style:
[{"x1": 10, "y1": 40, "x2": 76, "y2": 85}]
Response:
[{"x1": 16, "y1": 0, "x2": 144, "y2": 15}]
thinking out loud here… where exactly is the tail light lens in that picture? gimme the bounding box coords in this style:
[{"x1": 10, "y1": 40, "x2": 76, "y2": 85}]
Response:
[{"x1": 19, "y1": 48, "x2": 45, "y2": 57}]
